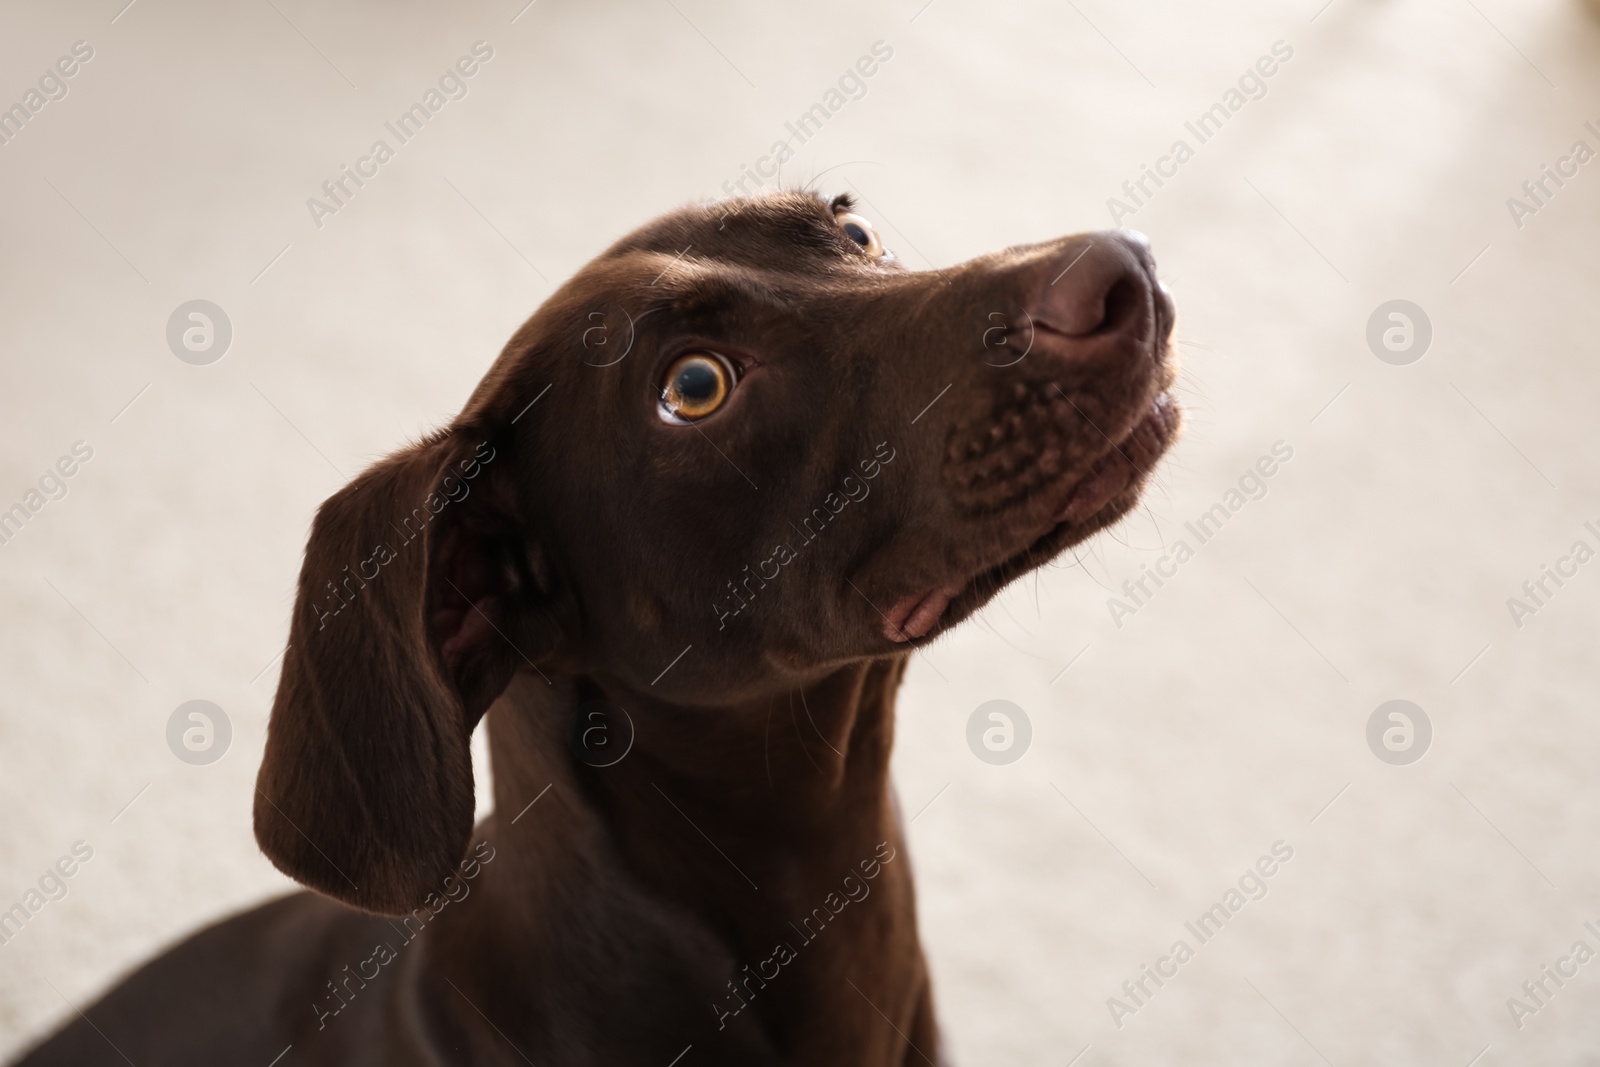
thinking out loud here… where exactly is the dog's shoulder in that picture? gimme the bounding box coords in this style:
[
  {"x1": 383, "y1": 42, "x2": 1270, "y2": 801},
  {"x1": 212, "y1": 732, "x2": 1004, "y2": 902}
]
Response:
[{"x1": 12, "y1": 891, "x2": 419, "y2": 1067}]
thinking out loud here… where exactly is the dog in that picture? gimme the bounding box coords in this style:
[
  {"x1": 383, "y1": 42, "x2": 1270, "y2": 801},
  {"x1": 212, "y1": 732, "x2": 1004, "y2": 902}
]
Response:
[{"x1": 15, "y1": 191, "x2": 1178, "y2": 1066}]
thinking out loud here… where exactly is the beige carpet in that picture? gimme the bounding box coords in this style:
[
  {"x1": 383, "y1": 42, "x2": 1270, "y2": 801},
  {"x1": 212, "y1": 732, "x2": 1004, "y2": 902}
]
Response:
[{"x1": 2, "y1": 0, "x2": 1599, "y2": 1063}]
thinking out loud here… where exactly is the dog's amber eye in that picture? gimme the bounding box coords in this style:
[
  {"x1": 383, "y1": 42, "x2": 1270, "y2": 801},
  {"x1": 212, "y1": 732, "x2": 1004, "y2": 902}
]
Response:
[
  {"x1": 658, "y1": 352, "x2": 732, "y2": 423},
  {"x1": 835, "y1": 211, "x2": 886, "y2": 258}
]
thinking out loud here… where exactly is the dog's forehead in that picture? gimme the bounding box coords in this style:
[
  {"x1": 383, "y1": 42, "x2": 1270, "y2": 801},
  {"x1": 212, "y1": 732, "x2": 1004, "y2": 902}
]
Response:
[
  {"x1": 464, "y1": 192, "x2": 889, "y2": 425},
  {"x1": 597, "y1": 191, "x2": 850, "y2": 270}
]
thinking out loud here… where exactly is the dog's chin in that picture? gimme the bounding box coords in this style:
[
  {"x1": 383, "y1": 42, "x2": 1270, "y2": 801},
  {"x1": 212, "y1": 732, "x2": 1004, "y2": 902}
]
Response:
[{"x1": 881, "y1": 391, "x2": 1180, "y2": 645}]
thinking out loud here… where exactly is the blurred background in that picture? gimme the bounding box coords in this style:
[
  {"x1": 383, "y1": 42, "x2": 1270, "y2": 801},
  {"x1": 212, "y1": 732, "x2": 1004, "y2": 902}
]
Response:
[{"x1": 2, "y1": 0, "x2": 1598, "y2": 1063}]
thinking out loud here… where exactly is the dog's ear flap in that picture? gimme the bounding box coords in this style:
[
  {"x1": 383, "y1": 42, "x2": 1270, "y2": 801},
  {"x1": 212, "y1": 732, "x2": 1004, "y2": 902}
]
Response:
[{"x1": 254, "y1": 431, "x2": 544, "y2": 915}]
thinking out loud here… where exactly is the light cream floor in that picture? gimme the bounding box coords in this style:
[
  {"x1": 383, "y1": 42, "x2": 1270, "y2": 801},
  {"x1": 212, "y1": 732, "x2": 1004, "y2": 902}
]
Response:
[{"x1": 2, "y1": 0, "x2": 1598, "y2": 1063}]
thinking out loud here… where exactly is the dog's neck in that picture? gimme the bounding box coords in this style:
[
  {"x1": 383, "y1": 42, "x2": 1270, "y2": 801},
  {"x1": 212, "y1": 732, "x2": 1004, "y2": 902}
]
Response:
[
  {"x1": 605, "y1": 657, "x2": 906, "y2": 798},
  {"x1": 489, "y1": 655, "x2": 909, "y2": 890},
  {"x1": 473, "y1": 658, "x2": 927, "y2": 1053}
]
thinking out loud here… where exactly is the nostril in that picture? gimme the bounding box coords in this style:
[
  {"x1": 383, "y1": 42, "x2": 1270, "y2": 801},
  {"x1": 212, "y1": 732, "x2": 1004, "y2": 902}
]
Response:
[
  {"x1": 1032, "y1": 238, "x2": 1153, "y2": 341},
  {"x1": 1097, "y1": 276, "x2": 1144, "y2": 337}
]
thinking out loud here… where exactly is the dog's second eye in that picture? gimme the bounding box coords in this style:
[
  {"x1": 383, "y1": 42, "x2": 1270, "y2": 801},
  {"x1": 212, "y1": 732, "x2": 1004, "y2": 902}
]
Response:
[
  {"x1": 834, "y1": 211, "x2": 886, "y2": 258},
  {"x1": 658, "y1": 353, "x2": 732, "y2": 423}
]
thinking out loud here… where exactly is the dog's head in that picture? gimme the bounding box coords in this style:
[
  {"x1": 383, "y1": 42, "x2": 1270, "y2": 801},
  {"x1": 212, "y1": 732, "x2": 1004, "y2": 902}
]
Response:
[{"x1": 255, "y1": 192, "x2": 1179, "y2": 913}]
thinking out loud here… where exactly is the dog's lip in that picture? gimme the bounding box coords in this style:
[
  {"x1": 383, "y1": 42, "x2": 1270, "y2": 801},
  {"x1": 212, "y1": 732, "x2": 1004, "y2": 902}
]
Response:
[
  {"x1": 1053, "y1": 393, "x2": 1176, "y2": 524},
  {"x1": 881, "y1": 581, "x2": 967, "y2": 644},
  {"x1": 881, "y1": 392, "x2": 1177, "y2": 644}
]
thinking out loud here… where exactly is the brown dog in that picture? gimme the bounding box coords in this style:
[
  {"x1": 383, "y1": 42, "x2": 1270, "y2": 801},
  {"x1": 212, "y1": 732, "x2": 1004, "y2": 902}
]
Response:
[{"x1": 16, "y1": 192, "x2": 1177, "y2": 1066}]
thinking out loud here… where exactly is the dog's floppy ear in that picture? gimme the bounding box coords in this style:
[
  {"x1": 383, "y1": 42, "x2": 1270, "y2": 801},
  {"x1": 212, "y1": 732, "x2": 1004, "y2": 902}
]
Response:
[{"x1": 254, "y1": 428, "x2": 547, "y2": 915}]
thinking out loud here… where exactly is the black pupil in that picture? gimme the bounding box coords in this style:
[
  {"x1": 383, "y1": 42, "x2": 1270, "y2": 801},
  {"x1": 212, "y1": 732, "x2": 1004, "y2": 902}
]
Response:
[
  {"x1": 843, "y1": 222, "x2": 870, "y2": 247},
  {"x1": 675, "y1": 361, "x2": 719, "y2": 402}
]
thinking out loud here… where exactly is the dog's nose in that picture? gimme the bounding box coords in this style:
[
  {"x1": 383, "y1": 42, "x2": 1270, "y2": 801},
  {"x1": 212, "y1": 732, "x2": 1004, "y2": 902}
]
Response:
[{"x1": 1032, "y1": 232, "x2": 1163, "y2": 341}]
